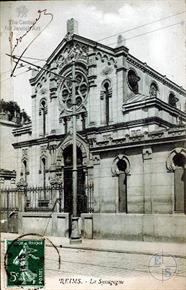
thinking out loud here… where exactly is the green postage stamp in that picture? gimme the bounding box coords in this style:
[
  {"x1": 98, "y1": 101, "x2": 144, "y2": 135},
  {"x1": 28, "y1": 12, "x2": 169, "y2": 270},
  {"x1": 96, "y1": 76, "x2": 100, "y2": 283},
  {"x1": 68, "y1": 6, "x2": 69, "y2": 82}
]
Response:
[{"x1": 6, "y1": 239, "x2": 45, "y2": 287}]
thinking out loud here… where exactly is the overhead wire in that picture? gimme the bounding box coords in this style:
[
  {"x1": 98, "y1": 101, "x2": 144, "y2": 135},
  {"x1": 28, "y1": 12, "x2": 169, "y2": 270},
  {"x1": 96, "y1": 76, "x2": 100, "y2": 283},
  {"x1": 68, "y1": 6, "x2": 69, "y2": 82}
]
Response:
[
  {"x1": 0, "y1": 58, "x2": 45, "y2": 82},
  {"x1": 3, "y1": 13, "x2": 185, "y2": 83},
  {"x1": 105, "y1": 21, "x2": 184, "y2": 47},
  {"x1": 98, "y1": 10, "x2": 186, "y2": 43}
]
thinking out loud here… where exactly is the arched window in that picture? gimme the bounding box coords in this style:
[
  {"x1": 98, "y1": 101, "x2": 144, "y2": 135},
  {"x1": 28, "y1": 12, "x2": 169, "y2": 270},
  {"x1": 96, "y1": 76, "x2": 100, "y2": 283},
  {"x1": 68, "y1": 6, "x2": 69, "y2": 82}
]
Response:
[
  {"x1": 127, "y1": 69, "x2": 140, "y2": 94},
  {"x1": 41, "y1": 157, "x2": 46, "y2": 189},
  {"x1": 39, "y1": 99, "x2": 47, "y2": 136},
  {"x1": 149, "y1": 82, "x2": 158, "y2": 97},
  {"x1": 100, "y1": 80, "x2": 112, "y2": 125},
  {"x1": 23, "y1": 160, "x2": 27, "y2": 183},
  {"x1": 117, "y1": 159, "x2": 127, "y2": 213},
  {"x1": 169, "y1": 92, "x2": 177, "y2": 108},
  {"x1": 173, "y1": 153, "x2": 186, "y2": 213},
  {"x1": 111, "y1": 155, "x2": 130, "y2": 213}
]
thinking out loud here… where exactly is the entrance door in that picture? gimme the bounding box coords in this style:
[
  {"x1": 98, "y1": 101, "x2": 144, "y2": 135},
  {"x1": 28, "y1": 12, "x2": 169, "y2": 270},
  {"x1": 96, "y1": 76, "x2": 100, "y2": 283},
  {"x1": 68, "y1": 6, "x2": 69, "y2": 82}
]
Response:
[
  {"x1": 63, "y1": 145, "x2": 87, "y2": 216},
  {"x1": 64, "y1": 168, "x2": 73, "y2": 214}
]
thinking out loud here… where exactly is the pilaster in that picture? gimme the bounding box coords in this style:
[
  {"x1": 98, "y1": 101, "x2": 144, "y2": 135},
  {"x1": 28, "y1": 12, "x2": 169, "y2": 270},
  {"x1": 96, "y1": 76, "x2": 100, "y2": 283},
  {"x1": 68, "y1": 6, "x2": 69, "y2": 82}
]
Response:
[{"x1": 142, "y1": 147, "x2": 153, "y2": 213}]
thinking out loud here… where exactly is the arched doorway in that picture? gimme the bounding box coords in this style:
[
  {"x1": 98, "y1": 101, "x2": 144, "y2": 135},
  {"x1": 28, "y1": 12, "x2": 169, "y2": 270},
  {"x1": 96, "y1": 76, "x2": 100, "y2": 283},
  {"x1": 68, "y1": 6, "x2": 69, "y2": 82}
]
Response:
[{"x1": 63, "y1": 145, "x2": 87, "y2": 216}]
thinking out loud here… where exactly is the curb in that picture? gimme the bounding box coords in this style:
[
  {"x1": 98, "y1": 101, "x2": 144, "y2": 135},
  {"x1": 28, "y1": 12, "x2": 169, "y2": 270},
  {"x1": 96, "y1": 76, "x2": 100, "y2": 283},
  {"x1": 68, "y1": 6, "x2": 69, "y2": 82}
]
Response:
[{"x1": 47, "y1": 243, "x2": 186, "y2": 259}]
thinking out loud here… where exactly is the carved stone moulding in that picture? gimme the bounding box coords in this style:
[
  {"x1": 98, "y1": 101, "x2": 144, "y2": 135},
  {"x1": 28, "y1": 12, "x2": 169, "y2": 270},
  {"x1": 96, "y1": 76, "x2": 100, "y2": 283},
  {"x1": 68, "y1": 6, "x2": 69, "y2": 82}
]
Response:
[
  {"x1": 111, "y1": 154, "x2": 130, "y2": 176},
  {"x1": 166, "y1": 147, "x2": 186, "y2": 172}
]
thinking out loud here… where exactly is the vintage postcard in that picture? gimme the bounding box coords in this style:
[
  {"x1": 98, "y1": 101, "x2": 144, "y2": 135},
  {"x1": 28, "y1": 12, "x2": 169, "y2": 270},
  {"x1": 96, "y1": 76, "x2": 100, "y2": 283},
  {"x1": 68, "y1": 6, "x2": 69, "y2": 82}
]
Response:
[{"x1": 0, "y1": 0, "x2": 186, "y2": 289}]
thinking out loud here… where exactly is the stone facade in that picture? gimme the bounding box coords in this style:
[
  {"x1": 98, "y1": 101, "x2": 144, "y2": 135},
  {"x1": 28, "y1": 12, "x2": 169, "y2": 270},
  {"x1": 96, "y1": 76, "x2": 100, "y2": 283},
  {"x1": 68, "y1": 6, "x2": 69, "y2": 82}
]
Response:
[{"x1": 12, "y1": 21, "x2": 186, "y2": 241}]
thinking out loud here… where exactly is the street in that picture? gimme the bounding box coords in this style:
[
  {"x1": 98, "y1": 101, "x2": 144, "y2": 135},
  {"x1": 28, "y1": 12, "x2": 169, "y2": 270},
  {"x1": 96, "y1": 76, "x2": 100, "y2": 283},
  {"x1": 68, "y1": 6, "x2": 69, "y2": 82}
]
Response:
[
  {"x1": 1, "y1": 239, "x2": 186, "y2": 290},
  {"x1": 43, "y1": 246, "x2": 186, "y2": 290}
]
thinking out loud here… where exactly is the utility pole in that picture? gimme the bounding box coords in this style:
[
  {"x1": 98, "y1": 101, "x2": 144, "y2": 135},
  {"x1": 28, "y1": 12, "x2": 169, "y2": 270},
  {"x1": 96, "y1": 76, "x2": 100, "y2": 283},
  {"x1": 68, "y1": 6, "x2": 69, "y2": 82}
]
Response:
[{"x1": 70, "y1": 60, "x2": 81, "y2": 242}]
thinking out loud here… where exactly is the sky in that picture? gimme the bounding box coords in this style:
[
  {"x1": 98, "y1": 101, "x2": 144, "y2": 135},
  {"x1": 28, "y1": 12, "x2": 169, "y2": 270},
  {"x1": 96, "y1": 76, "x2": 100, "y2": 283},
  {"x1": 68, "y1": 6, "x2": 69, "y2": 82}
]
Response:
[{"x1": 1, "y1": 0, "x2": 186, "y2": 115}]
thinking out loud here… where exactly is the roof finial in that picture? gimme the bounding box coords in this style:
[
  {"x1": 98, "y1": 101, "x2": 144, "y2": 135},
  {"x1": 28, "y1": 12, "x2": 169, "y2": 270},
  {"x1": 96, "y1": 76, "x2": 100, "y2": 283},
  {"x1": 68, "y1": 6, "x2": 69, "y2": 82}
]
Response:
[
  {"x1": 67, "y1": 18, "x2": 79, "y2": 34},
  {"x1": 117, "y1": 34, "x2": 126, "y2": 47}
]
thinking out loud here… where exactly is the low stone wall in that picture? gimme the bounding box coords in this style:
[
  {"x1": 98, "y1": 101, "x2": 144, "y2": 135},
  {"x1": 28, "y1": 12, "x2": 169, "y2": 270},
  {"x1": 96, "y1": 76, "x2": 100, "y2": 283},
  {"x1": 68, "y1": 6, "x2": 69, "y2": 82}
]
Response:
[
  {"x1": 18, "y1": 212, "x2": 186, "y2": 242},
  {"x1": 18, "y1": 212, "x2": 70, "y2": 237},
  {"x1": 91, "y1": 213, "x2": 186, "y2": 242}
]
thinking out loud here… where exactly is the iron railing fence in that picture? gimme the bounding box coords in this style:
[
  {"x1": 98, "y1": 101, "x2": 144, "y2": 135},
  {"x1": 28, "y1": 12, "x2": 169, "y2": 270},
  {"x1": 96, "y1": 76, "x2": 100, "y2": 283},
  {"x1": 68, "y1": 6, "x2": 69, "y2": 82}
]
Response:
[
  {"x1": 0, "y1": 187, "x2": 21, "y2": 211},
  {"x1": 24, "y1": 185, "x2": 63, "y2": 212},
  {"x1": 0, "y1": 183, "x2": 94, "y2": 213},
  {"x1": 86, "y1": 181, "x2": 94, "y2": 213}
]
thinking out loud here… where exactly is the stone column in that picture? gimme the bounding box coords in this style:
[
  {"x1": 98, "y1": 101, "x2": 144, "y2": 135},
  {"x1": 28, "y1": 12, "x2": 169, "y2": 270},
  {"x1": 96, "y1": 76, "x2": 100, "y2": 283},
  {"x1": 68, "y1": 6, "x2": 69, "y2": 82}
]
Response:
[{"x1": 142, "y1": 147, "x2": 153, "y2": 213}]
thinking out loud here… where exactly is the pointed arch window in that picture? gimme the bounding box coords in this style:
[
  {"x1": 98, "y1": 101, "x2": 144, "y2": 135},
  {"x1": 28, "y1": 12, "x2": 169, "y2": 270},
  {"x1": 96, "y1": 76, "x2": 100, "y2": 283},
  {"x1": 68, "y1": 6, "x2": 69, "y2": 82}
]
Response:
[
  {"x1": 41, "y1": 157, "x2": 46, "y2": 189},
  {"x1": 39, "y1": 99, "x2": 47, "y2": 136},
  {"x1": 100, "y1": 80, "x2": 112, "y2": 125},
  {"x1": 23, "y1": 160, "x2": 27, "y2": 183}
]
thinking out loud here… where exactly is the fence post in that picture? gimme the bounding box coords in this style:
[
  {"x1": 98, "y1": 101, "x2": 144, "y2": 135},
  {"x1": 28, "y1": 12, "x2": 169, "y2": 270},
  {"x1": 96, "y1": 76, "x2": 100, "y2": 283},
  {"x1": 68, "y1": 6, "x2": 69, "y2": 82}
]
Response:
[
  {"x1": 7, "y1": 190, "x2": 10, "y2": 232},
  {"x1": 18, "y1": 186, "x2": 26, "y2": 212}
]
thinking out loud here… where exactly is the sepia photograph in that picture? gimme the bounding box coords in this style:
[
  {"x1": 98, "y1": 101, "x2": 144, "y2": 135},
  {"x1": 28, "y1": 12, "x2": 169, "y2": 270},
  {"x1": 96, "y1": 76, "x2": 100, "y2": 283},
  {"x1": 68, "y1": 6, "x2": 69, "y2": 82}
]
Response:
[{"x1": 0, "y1": 0, "x2": 186, "y2": 289}]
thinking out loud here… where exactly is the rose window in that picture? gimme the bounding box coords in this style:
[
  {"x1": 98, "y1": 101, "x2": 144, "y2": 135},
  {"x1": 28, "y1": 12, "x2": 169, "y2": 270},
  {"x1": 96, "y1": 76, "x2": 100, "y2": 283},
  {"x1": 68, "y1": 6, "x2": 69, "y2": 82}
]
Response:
[{"x1": 60, "y1": 71, "x2": 88, "y2": 111}]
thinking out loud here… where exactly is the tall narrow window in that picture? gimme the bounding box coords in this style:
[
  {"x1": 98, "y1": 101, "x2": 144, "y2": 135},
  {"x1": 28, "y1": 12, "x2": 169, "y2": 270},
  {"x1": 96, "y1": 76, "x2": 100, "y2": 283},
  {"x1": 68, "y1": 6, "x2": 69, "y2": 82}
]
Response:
[
  {"x1": 81, "y1": 113, "x2": 86, "y2": 131},
  {"x1": 104, "y1": 82, "x2": 110, "y2": 125},
  {"x1": 41, "y1": 158, "x2": 46, "y2": 190},
  {"x1": 39, "y1": 99, "x2": 47, "y2": 136},
  {"x1": 100, "y1": 80, "x2": 112, "y2": 125},
  {"x1": 117, "y1": 159, "x2": 127, "y2": 213},
  {"x1": 23, "y1": 160, "x2": 27, "y2": 183},
  {"x1": 63, "y1": 117, "x2": 68, "y2": 134},
  {"x1": 173, "y1": 153, "x2": 186, "y2": 213}
]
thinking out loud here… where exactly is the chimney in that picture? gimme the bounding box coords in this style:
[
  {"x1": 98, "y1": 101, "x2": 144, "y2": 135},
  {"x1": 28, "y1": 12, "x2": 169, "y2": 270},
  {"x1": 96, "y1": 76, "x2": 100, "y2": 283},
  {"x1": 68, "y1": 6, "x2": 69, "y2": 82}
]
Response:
[
  {"x1": 116, "y1": 34, "x2": 126, "y2": 47},
  {"x1": 67, "y1": 18, "x2": 79, "y2": 34}
]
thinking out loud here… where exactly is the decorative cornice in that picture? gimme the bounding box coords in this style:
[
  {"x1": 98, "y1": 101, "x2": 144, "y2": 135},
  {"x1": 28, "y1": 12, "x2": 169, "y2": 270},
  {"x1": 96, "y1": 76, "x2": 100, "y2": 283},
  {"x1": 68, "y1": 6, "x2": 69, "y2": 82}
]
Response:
[
  {"x1": 123, "y1": 96, "x2": 186, "y2": 120},
  {"x1": 13, "y1": 124, "x2": 32, "y2": 136},
  {"x1": 90, "y1": 131, "x2": 186, "y2": 153},
  {"x1": 0, "y1": 169, "x2": 16, "y2": 179},
  {"x1": 12, "y1": 120, "x2": 186, "y2": 151}
]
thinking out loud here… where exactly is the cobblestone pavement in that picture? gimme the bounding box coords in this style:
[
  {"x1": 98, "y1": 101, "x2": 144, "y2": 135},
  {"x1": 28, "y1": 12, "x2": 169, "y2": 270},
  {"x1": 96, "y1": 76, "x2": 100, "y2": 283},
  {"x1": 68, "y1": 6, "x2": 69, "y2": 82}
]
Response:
[{"x1": 1, "y1": 242, "x2": 186, "y2": 290}]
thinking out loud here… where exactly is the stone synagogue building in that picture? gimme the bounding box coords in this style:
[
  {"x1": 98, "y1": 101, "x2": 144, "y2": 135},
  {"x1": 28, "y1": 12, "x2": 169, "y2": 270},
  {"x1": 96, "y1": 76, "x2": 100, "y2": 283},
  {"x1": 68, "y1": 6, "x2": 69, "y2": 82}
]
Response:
[{"x1": 4, "y1": 19, "x2": 186, "y2": 241}]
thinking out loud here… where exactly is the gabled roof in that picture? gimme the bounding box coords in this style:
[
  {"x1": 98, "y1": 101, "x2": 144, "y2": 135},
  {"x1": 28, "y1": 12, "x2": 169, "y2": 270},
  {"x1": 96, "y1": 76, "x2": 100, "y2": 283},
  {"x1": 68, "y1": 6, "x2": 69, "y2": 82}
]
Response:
[{"x1": 29, "y1": 33, "x2": 186, "y2": 96}]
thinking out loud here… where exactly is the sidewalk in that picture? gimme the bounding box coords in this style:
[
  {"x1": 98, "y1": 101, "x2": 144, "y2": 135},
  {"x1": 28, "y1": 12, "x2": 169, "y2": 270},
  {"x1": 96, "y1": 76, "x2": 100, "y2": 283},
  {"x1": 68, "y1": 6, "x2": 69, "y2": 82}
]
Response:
[{"x1": 1, "y1": 232, "x2": 186, "y2": 258}]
